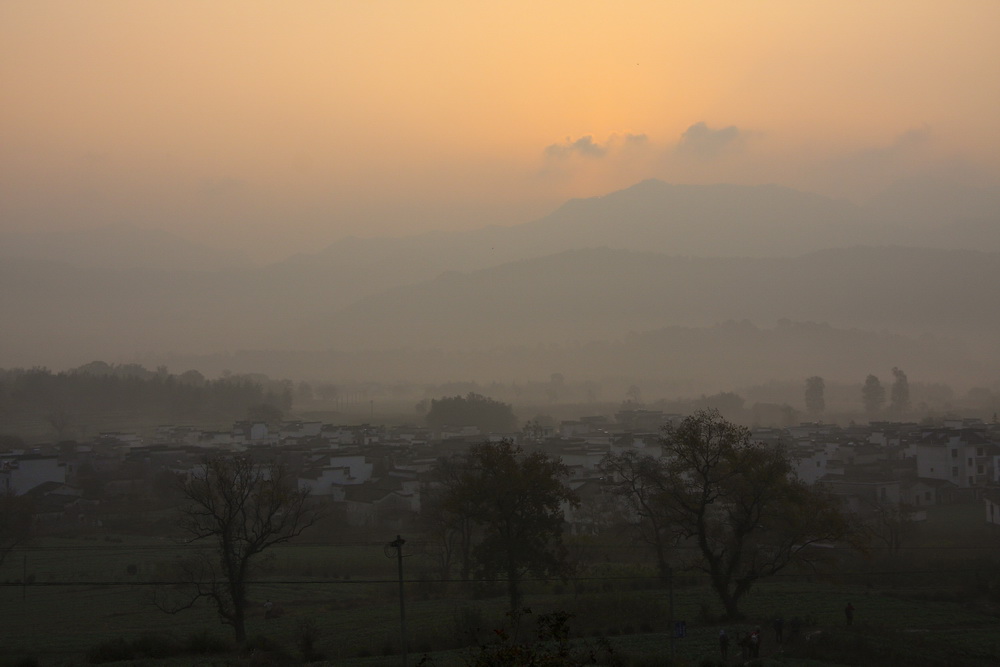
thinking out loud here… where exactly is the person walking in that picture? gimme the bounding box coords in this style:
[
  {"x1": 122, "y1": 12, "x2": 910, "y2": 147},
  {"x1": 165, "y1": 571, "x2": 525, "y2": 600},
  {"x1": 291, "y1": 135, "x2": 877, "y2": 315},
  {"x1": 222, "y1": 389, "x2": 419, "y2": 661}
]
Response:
[
  {"x1": 845, "y1": 602, "x2": 855, "y2": 626},
  {"x1": 773, "y1": 616, "x2": 784, "y2": 644}
]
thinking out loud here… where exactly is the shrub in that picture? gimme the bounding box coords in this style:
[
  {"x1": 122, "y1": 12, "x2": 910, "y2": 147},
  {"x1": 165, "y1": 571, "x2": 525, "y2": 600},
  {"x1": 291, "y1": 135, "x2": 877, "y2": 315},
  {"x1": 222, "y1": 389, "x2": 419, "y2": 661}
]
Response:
[
  {"x1": 297, "y1": 618, "x2": 324, "y2": 662},
  {"x1": 86, "y1": 637, "x2": 134, "y2": 664},
  {"x1": 246, "y1": 635, "x2": 285, "y2": 654},
  {"x1": 186, "y1": 629, "x2": 230, "y2": 654},
  {"x1": 86, "y1": 633, "x2": 184, "y2": 663},
  {"x1": 2, "y1": 658, "x2": 40, "y2": 667},
  {"x1": 453, "y1": 605, "x2": 486, "y2": 645},
  {"x1": 135, "y1": 633, "x2": 178, "y2": 658}
]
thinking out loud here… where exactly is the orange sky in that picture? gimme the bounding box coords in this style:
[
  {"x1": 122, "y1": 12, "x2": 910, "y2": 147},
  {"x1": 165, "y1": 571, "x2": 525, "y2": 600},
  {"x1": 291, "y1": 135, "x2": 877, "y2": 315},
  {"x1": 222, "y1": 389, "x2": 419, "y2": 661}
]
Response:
[{"x1": 2, "y1": 1, "x2": 998, "y2": 260}]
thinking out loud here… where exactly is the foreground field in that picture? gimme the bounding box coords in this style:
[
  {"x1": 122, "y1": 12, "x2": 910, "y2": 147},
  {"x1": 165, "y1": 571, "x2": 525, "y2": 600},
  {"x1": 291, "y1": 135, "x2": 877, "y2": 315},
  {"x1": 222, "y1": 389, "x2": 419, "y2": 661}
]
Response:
[
  {"x1": 2, "y1": 537, "x2": 1000, "y2": 666},
  {"x1": 2, "y1": 504, "x2": 1000, "y2": 666}
]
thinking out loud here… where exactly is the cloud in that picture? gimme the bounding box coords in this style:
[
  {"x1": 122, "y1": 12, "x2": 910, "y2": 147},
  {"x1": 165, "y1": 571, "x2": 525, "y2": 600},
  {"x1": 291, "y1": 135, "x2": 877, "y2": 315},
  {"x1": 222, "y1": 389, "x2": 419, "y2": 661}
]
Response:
[
  {"x1": 622, "y1": 132, "x2": 649, "y2": 148},
  {"x1": 675, "y1": 122, "x2": 743, "y2": 158},
  {"x1": 536, "y1": 132, "x2": 656, "y2": 184},
  {"x1": 543, "y1": 132, "x2": 649, "y2": 160},
  {"x1": 545, "y1": 135, "x2": 609, "y2": 159}
]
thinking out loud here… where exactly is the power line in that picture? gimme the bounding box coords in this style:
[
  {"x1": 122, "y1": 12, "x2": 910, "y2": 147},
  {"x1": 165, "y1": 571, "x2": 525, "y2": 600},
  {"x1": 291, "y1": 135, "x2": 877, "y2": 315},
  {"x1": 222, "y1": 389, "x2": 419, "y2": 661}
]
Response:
[{"x1": 1, "y1": 567, "x2": 996, "y2": 588}]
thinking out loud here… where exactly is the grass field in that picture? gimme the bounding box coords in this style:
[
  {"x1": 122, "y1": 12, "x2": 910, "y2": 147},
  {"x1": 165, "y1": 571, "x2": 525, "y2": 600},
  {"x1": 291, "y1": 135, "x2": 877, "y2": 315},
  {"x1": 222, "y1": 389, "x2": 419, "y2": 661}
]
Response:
[
  {"x1": 2, "y1": 545, "x2": 1000, "y2": 666},
  {"x1": 1, "y1": 503, "x2": 1000, "y2": 666}
]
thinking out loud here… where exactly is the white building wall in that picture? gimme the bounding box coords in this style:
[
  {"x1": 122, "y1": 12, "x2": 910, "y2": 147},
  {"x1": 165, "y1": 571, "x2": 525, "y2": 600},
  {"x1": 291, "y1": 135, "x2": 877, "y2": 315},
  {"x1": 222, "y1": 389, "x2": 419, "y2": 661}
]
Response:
[{"x1": 0, "y1": 457, "x2": 66, "y2": 495}]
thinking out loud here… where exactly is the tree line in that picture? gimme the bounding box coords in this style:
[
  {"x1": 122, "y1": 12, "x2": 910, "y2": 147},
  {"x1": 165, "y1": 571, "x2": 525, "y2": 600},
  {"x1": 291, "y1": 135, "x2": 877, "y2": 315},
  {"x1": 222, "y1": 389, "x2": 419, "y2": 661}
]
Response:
[
  {"x1": 0, "y1": 363, "x2": 292, "y2": 434},
  {"x1": 804, "y1": 368, "x2": 911, "y2": 418}
]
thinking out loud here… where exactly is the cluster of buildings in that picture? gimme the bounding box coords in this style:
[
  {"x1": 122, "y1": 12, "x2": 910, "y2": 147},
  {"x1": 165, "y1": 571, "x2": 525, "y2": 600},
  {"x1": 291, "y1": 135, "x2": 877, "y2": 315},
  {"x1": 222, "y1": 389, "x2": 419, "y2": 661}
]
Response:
[{"x1": 3, "y1": 410, "x2": 1000, "y2": 533}]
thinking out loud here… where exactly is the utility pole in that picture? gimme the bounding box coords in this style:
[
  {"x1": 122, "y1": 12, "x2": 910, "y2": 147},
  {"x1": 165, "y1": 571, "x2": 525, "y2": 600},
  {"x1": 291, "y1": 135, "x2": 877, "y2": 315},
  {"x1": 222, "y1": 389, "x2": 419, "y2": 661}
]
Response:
[
  {"x1": 385, "y1": 535, "x2": 407, "y2": 667},
  {"x1": 668, "y1": 563, "x2": 675, "y2": 661}
]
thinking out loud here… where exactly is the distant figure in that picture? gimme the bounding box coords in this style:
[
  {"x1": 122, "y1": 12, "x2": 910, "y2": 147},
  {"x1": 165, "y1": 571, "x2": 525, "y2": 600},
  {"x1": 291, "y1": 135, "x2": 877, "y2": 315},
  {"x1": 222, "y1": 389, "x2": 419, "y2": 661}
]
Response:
[
  {"x1": 845, "y1": 602, "x2": 855, "y2": 626},
  {"x1": 773, "y1": 616, "x2": 784, "y2": 644},
  {"x1": 263, "y1": 599, "x2": 274, "y2": 619},
  {"x1": 719, "y1": 628, "x2": 729, "y2": 661},
  {"x1": 738, "y1": 631, "x2": 751, "y2": 661},
  {"x1": 750, "y1": 625, "x2": 761, "y2": 658}
]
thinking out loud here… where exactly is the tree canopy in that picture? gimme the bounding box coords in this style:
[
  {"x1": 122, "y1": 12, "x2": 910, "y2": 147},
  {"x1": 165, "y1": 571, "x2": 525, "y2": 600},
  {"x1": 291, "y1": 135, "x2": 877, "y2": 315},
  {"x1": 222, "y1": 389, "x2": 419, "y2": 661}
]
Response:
[
  {"x1": 805, "y1": 376, "x2": 825, "y2": 415},
  {"x1": 438, "y1": 441, "x2": 578, "y2": 610},
  {"x1": 656, "y1": 409, "x2": 853, "y2": 619},
  {"x1": 862, "y1": 374, "x2": 886, "y2": 416},
  {"x1": 890, "y1": 367, "x2": 911, "y2": 414},
  {"x1": 425, "y1": 392, "x2": 518, "y2": 433}
]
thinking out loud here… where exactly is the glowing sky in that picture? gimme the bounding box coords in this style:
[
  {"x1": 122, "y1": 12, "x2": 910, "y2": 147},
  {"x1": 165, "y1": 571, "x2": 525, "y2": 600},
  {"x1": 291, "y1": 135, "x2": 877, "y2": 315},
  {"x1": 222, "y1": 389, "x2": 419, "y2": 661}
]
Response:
[{"x1": 2, "y1": 1, "x2": 998, "y2": 260}]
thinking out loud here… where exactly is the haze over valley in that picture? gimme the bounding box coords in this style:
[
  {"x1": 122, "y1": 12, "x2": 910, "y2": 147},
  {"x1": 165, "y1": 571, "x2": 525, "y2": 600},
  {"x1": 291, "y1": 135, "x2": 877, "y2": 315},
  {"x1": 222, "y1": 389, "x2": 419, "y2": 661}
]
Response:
[
  {"x1": 2, "y1": 178, "x2": 999, "y2": 406},
  {"x1": 3, "y1": 1, "x2": 999, "y2": 410}
]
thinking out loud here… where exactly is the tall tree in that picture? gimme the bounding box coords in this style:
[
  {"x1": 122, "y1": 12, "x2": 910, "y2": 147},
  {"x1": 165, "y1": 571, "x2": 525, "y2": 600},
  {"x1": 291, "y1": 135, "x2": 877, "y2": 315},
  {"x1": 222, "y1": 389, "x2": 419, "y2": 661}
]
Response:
[
  {"x1": 890, "y1": 367, "x2": 911, "y2": 415},
  {"x1": 157, "y1": 455, "x2": 320, "y2": 643},
  {"x1": 439, "y1": 441, "x2": 578, "y2": 611},
  {"x1": 804, "y1": 376, "x2": 825, "y2": 416},
  {"x1": 862, "y1": 374, "x2": 886, "y2": 416},
  {"x1": 599, "y1": 450, "x2": 673, "y2": 582},
  {"x1": 658, "y1": 409, "x2": 853, "y2": 619}
]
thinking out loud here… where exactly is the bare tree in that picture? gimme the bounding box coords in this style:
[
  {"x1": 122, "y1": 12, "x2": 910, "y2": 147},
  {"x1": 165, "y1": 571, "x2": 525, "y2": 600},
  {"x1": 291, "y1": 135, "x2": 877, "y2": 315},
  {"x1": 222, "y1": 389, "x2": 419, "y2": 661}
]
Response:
[
  {"x1": 156, "y1": 455, "x2": 320, "y2": 644},
  {"x1": 864, "y1": 500, "x2": 916, "y2": 556},
  {"x1": 599, "y1": 450, "x2": 674, "y2": 583},
  {"x1": 45, "y1": 406, "x2": 74, "y2": 440}
]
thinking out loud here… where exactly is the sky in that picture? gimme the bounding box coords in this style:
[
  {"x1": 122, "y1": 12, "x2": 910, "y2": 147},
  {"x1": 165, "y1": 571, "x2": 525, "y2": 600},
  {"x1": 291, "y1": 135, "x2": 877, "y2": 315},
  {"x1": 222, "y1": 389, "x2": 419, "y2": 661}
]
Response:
[{"x1": 2, "y1": 1, "x2": 999, "y2": 262}]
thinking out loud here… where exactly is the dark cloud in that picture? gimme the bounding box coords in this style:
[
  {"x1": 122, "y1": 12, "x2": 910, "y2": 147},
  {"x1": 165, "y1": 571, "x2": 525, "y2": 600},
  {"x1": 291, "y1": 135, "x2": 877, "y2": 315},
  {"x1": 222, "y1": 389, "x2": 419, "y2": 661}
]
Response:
[
  {"x1": 676, "y1": 122, "x2": 743, "y2": 158},
  {"x1": 545, "y1": 135, "x2": 609, "y2": 159}
]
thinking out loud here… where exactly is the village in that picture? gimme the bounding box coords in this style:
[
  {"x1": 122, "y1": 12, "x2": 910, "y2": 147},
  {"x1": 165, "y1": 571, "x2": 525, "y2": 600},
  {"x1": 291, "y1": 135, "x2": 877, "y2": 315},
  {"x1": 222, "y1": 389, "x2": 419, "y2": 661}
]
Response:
[{"x1": 5, "y1": 410, "x2": 1000, "y2": 537}]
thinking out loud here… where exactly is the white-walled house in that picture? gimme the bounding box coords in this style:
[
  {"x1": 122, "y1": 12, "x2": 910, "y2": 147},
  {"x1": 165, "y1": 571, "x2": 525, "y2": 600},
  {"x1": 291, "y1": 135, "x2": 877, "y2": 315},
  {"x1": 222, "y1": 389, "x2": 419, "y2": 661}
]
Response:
[
  {"x1": 915, "y1": 430, "x2": 997, "y2": 488},
  {"x1": 788, "y1": 445, "x2": 828, "y2": 485},
  {"x1": 297, "y1": 455, "x2": 374, "y2": 496},
  {"x1": 0, "y1": 456, "x2": 66, "y2": 495}
]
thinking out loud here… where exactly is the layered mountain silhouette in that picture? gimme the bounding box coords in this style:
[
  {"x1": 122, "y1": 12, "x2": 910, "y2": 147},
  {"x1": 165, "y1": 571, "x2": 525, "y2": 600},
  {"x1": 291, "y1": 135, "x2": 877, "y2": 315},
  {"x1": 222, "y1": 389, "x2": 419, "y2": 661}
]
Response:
[{"x1": 2, "y1": 179, "x2": 998, "y2": 386}]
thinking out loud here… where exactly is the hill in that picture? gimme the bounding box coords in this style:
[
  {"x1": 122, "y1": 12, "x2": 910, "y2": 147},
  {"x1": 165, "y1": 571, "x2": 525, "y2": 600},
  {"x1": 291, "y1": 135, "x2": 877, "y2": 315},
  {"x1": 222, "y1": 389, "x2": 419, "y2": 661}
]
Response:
[{"x1": 3, "y1": 179, "x2": 999, "y2": 389}]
